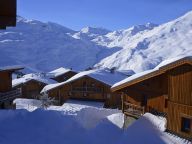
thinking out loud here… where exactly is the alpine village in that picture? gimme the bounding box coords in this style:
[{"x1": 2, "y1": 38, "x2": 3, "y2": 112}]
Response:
[{"x1": 0, "y1": 0, "x2": 191, "y2": 144}]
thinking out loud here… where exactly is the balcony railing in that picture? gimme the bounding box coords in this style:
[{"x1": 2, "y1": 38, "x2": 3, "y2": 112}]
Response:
[
  {"x1": 124, "y1": 102, "x2": 145, "y2": 118},
  {"x1": 72, "y1": 87, "x2": 102, "y2": 93},
  {"x1": 0, "y1": 88, "x2": 21, "y2": 102}
]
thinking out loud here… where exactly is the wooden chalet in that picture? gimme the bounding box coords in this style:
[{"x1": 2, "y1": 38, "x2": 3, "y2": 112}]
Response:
[
  {"x1": 48, "y1": 67, "x2": 77, "y2": 82},
  {"x1": 12, "y1": 73, "x2": 57, "y2": 99},
  {"x1": 0, "y1": 66, "x2": 24, "y2": 109},
  {"x1": 41, "y1": 69, "x2": 132, "y2": 108},
  {"x1": 0, "y1": 0, "x2": 17, "y2": 29},
  {"x1": 111, "y1": 56, "x2": 192, "y2": 139}
]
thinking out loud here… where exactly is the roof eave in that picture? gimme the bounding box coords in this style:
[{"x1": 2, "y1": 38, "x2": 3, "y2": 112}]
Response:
[{"x1": 111, "y1": 57, "x2": 192, "y2": 92}]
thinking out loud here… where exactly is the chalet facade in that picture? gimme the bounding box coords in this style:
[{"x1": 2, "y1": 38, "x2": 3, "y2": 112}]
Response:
[
  {"x1": 0, "y1": 66, "x2": 24, "y2": 109},
  {"x1": 12, "y1": 73, "x2": 57, "y2": 99},
  {"x1": 42, "y1": 69, "x2": 131, "y2": 108},
  {"x1": 0, "y1": 0, "x2": 16, "y2": 29},
  {"x1": 48, "y1": 67, "x2": 77, "y2": 82},
  {"x1": 111, "y1": 56, "x2": 192, "y2": 139}
]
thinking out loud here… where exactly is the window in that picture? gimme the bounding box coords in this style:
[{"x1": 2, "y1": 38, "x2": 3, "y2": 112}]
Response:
[{"x1": 181, "y1": 117, "x2": 191, "y2": 133}]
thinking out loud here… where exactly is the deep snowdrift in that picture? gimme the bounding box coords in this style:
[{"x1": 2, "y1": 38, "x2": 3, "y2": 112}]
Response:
[
  {"x1": 9, "y1": 99, "x2": 191, "y2": 144},
  {"x1": 0, "y1": 109, "x2": 123, "y2": 144},
  {"x1": 0, "y1": 109, "x2": 190, "y2": 144}
]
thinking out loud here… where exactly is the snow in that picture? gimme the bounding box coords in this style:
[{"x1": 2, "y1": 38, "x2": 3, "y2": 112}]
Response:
[
  {"x1": 48, "y1": 99, "x2": 105, "y2": 115},
  {"x1": 112, "y1": 56, "x2": 192, "y2": 89},
  {"x1": 12, "y1": 73, "x2": 57, "y2": 87},
  {"x1": 112, "y1": 69, "x2": 156, "y2": 89},
  {"x1": 0, "y1": 17, "x2": 118, "y2": 72},
  {"x1": 14, "y1": 98, "x2": 121, "y2": 129},
  {"x1": 95, "y1": 11, "x2": 192, "y2": 72},
  {"x1": 107, "y1": 113, "x2": 124, "y2": 128},
  {"x1": 41, "y1": 68, "x2": 129, "y2": 93},
  {"x1": 154, "y1": 56, "x2": 192, "y2": 69},
  {"x1": 1, "y1": 11, "x2": 192, "y2": 72},
  {"x1": 47, "y1": 67, "x2": 75, "y2": 78},
  {"x1": 120, "y1": 113, "x2": 190, "y2": 144},
  {"x1": 1, "y1": 100, "x2": 190, "y2": 144},
  {"x1": 14, "y1": 98, "x2": 105, "y2": 113},
  {"x1": 13, "y1": 98, "x2": 42, "y2": 111},
  {"x1": 40, "y1": 83, "x2": 60, "y2": 93},
  {"x1": 116, "y1": 69, "x2": 135, "y2": 76}
]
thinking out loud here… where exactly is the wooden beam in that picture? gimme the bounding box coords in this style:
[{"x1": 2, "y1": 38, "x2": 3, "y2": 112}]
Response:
[
  {"x1": 121, "y1": 92, "x2": 125, "y2": 113},
  {"x1": 0, "y1": 0, "x2": 17, "y2": 29}
]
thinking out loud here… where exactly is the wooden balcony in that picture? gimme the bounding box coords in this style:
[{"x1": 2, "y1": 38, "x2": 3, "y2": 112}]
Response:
[
  {"x1": 0, "y1": 88, "x2": 21, "y2": 102},
  {"x1": 123, "y1": 102, "x2": 145, "y2": 118},
  {"x1": 72, "y1": 87, "x2": 102, "y2": 93}
]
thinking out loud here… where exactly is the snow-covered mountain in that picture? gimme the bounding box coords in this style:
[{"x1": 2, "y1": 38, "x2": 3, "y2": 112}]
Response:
[
  {"x1": 0, "y1": 17, "x2": 118, "y2": 72},
  {"x1": 0, "y1": 11, "x2": 192, "y2": 73},
  {"x1": 95, "y1": 11, "x2": 192, "y2": 72}
]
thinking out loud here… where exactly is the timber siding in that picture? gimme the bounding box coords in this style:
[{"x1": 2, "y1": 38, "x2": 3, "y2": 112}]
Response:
[
  {"x1": 167, "y1": 64, "x2": 192, "y2": 138},
  {"x1": 0, "y1": 66, "x2": 24, "y2": 109},
  {"x1": 14, "y1": 80, "x2": 47, "y2": 99},
  {"x1": 112, "y1": 57, "x2": 192, "y2": 139},
  {"x1": 0, "y1": 71, "x2": 12, "y2": 92},
  {"x1": 123, "y1": 73, "x2": 167, "y2": 113},
  {"x1": 48, "y1": 76, "x2": 121, "y2": 108}
]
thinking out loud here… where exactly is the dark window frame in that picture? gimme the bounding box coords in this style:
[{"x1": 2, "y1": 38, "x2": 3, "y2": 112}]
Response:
[{"x1": 181, "y1": 117, "x2": 192, "y2": 133}]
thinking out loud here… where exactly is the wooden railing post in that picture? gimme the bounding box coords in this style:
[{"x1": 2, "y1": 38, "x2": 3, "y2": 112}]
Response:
[{"x1": 121, "y1": 92, "x2": 125, "y2": 113}]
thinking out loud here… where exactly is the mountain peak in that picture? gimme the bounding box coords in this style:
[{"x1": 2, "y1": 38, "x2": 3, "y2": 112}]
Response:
[
  {"x1": 80, "y1": 26, "x2": 111, "y2": 35},
  {"x1": 17, "y1": 16, "x2": 32, "y2": 23},
  {"x1": 128, "y1": 23, "x2": 158, "y2": 35}
]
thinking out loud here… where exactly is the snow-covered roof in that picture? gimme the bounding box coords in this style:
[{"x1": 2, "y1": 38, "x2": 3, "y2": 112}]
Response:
[
  {"x1": 12, "y1": 73, "x2": 57, "y2": 87},
  {"x1": 154, "y1": 56, "x2": 192, "y2": 69},
  {"x1": 112, "y1": 56, "x2": 192, "y2": 91},
  {"x1": 0, "y1": 65, "x2": 24, "y2": 72},
  {"x1": 116, "y1": 70, "x2": 135, "y2": 76},
  {"x1": 47, "y1": 67, "x2": 76, "y2": 78},
  {"x1": 41, "y1": 68, "x2": 129, "y2": 93}
]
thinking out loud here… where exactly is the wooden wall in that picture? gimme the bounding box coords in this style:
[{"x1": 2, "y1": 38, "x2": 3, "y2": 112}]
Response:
[
  {"x1": 120, "y1": 63, "x2": 192, "y2": 139},
  {"x1": 0, "y1": 71, "x2": 12, "y2": 92},
  {"x1": 167, "y1": 101, "x2": 192, "y2": 139},
  {"x1": 48, "y1": 84, "x2": 71, "y2": 105},
  {"x1": 123, "y1": 73, "x2": 168, "y2": 113},
  {"x1": 16, "y1": 80, "x2": 46, "y2": 99},
  {"x1": 168, "y1": 64, "x2": 192, "y2": 105},
  {"x1": 167, "y1": 64, "x2": 192, "y2": 139},
  {"x1": 52, "y1": 71, "x2": 77, "y2": 82},
  {"x1": 48, "y1": 76, "x2": 121, "y2": 108}
]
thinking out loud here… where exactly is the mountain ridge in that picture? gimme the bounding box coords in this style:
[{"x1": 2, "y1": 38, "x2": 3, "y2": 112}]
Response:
[{"x1": 0, "y1": 11, "x2": 192, "y2": 73}]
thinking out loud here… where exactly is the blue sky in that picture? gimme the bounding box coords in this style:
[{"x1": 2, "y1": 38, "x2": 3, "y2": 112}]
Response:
[{"x1": 18, "y1": 0, "x2": 192, "y2": 30}]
